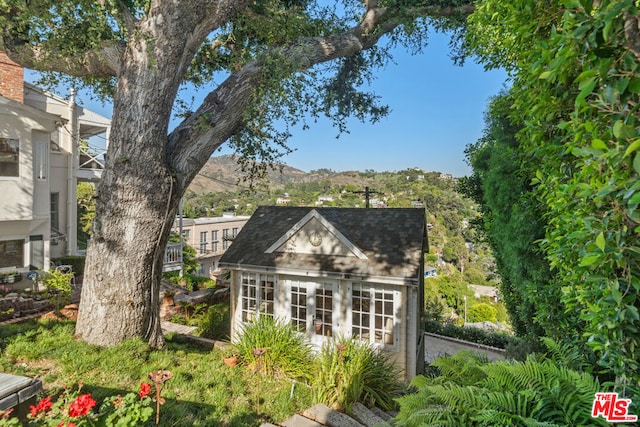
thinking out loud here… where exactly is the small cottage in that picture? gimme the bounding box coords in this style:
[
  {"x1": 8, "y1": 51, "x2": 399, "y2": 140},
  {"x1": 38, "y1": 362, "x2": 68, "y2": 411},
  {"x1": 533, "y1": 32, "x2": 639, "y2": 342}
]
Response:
[{"x1": 219, "y1": 206, "x2": 428, "y2": 380}]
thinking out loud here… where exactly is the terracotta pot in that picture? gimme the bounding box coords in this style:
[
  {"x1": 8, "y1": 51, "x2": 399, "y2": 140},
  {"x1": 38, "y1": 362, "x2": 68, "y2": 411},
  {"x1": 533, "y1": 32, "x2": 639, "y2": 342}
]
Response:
[{"x1": 223, "y1": 356, "x2": 238, "y2": 367}]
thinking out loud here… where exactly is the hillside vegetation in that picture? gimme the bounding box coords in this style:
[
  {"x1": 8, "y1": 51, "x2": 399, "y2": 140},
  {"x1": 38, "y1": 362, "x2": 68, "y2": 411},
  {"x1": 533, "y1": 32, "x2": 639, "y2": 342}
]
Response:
[{"x1": 183, "y1": 156, "x2": 506, "y2": 328}]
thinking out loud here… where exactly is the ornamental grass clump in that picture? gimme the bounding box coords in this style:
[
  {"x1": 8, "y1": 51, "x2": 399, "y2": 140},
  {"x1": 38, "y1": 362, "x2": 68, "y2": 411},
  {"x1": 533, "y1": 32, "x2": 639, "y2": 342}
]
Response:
[
  {"x1": 312, "y1": 337, "x2": 403, "y2": 413},
  {"x1": 231, "y1": 316, "x2": 314, "y2": 381}
]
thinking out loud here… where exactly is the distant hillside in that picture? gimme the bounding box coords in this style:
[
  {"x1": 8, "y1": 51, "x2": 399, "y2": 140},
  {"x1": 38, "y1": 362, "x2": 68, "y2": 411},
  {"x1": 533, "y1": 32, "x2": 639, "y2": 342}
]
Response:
[{"x1": 189, "y1": 155, "x2": 378, "y2": 194}]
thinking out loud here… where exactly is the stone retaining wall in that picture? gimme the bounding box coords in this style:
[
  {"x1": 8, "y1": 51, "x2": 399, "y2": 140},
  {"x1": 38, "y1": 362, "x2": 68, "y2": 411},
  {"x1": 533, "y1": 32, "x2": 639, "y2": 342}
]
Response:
[{"x1": 424, "y1": 332, "x2": 506, "y2": 364}]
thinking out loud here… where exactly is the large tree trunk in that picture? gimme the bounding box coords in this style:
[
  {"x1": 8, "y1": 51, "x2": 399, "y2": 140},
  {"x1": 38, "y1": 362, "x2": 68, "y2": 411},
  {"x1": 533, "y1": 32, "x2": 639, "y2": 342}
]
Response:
[{"x1": 75, "y1": 34, "x2": 185, "y2": 346}]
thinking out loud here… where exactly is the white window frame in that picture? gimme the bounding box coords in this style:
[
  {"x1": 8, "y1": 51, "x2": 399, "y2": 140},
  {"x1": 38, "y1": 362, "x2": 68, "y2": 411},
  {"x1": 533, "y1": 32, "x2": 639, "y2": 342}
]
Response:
[
  {"x1": 222, "y1": 229, "x2": 230, "y2": 250},
  {"x1": 0, "y1": 137, "x2": 20, "y2": 179},
  {"x1": 239, "y1": 272, "x2": 276, "y2": 322},
  {"x1": 50, "y1": 193, "x2": 59, "y2": 232},
  {"x1": 199, "y1": 231, "x2": 207, "y2": 254},
  {"x1": 211, "y1": 230, "x2": 218, "y2": 253},
  {"x1": 350, "y1": 283, "x2": 399, "y2": 350},
  {"x1": 35, "y1": 141, "x2": 48, "y2": 181}
]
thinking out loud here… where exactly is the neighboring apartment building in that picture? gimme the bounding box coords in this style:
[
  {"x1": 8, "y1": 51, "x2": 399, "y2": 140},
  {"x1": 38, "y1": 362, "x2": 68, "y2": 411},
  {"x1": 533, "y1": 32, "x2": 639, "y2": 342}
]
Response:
[
  {"x1": 0, "y1": 51, "x2": 110, "y2": 283},
  {"x1": 173, "y1": 213, "x2": 250, "y2": 278}
]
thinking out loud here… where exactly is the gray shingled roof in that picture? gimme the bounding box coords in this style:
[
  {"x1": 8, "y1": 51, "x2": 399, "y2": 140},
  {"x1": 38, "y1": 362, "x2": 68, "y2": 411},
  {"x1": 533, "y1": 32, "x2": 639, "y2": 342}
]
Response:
[{"x1": 219, "y1": 206, "x2": 427, "y2": 280}]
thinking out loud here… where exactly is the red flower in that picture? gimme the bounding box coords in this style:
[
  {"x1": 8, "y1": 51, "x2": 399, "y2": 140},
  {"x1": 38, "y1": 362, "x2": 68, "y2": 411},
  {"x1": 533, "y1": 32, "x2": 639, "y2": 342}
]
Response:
[
  {"x1": 56, "y1": 422, "x2": 76, "y2": 427},
  {"x1": 67, "y1": 422, "x2": 76, "y2": 427},
  {"x1": 139, "y1": 382, "x2": 152, "y2": 399},
  {"x1": 68, "y1": 393, "x2": 96, "y2": 417},
  {"x1": 29, "y1": 396, "x2": 53, "y2": 417},
  {"x1": 56, "y1": 421, "x2": 64, "y2": 427}
]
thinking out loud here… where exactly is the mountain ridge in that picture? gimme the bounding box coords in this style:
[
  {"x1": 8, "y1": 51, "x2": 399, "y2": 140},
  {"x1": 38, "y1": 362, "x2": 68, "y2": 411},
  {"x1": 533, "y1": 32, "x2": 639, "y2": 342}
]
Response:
[{"x1": 189, "y1": 155, "x2": 394, "y2": 194}]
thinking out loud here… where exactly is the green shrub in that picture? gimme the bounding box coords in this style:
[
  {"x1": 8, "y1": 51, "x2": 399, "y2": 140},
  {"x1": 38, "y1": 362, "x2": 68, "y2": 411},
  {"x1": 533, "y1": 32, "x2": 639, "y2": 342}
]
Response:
[
  {"x1": 163, "y1": 273, "x2": 216, "y2": 291},
  {"x1": 312, "y1": 337, "x2": 403, "y2": 413},
  {"x1": 467, "y1": 303, "x2": 497, "y2": 323},
  {"x1": 427, "y1": 350, "x2": 489, "y2": 386},
  {"x1": 196, "y1": 303, "x2": 230, "y2": 340},
  {"x1": 43, "y1": 269, "x2": 75, "y2": 310},
  {"x1": 231, "y1": 316, "x2": 314, "y2": 381},
  {"x1": 425, "y1": 320, "x2": 513, "y2": 349}
]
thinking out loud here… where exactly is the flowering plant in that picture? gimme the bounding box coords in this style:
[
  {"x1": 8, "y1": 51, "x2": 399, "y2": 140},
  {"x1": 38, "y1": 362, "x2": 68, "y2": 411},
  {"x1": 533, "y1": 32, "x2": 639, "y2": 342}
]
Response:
[
  {"x1": 25, "y1": 384, "x2": 97, "y2": 427},
  {"x1": 98, "y1": 382, "x2": 154, "y2": 427},
  {"x1": 0, "y1": 380, "x2": 158, "y2": 427}
]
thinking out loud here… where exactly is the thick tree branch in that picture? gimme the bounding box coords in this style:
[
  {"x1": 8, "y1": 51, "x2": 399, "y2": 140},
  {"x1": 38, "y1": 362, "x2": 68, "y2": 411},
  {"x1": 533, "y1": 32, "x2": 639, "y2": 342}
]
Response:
[
  {"x1": 2, "y1": 39, "x2": 125, "y2": 77},
  {"x1": 167, "y1": 2, "x2": 474, "y2": 190}
]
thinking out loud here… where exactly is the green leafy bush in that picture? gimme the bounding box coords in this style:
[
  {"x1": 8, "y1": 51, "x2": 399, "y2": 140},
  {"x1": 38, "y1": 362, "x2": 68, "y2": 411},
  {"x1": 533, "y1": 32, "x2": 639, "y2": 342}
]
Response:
[
  {"x1": 312, "y1": 337, "x2": 403, "y2": 413},
  {"x1": 425, "y1": 320, "x2": 513, "y2": 349},
  {"x1": 467, "y1": 303, "x2": 497, "y2": 323},
  {"x1": 196, "y1": 303, "x2": 230, "y2": 340},
  {"x1": 43, "y1": 269, "x2": 75, "y2": 310}
]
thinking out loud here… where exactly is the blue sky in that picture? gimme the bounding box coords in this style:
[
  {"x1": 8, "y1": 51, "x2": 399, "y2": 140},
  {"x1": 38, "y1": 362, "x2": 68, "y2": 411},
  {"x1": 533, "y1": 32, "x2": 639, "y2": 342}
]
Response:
[
  {"x1": 272, "y1": 30, "x2": 508, "y2": 176},
  {"x1": 28, "y1": 30, "x2": 507, "y2": 177}
]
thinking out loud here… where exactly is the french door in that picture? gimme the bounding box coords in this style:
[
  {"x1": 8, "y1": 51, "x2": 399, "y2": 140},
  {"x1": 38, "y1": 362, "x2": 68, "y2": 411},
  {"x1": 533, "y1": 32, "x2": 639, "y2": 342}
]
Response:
[{"x1": 286, "y1": 277, "x2": 337, "y2": 347}]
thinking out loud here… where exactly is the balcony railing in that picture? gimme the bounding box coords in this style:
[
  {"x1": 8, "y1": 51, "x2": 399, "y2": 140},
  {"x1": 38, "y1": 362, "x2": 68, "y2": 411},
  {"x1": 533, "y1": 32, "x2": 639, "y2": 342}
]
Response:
[
  {"x1": 162, "y1": 242, "x2": 183, "y2": 272},
  {"x1": 77, "y1": 143, "x2": 107, "y2": 181}
]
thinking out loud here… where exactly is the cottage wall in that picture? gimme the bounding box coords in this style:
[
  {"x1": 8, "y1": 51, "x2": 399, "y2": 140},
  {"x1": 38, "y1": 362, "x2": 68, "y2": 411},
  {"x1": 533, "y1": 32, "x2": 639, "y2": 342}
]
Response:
[{"x1": 228, "y1": 268, "x2": 419, "y2": 381}]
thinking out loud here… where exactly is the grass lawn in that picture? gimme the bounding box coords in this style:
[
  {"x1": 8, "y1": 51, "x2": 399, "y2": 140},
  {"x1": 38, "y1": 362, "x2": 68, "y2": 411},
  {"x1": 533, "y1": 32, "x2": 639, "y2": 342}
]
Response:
[{"x1": 0, "y1": 319, "x2": 314, "y2": 426}]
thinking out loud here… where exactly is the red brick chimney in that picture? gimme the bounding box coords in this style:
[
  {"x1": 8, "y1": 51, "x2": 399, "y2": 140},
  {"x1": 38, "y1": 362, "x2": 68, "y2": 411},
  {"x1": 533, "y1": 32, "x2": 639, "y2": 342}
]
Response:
[{"x1": 0, "y1": 50, "x2": 24, "y2": 103}]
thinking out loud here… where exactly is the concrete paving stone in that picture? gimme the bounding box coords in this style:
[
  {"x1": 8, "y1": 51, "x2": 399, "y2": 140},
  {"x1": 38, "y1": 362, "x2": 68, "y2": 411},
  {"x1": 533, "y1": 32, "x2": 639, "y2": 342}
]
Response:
[
  {"x1": 369, "y1": 407, "x2": 392, "y2": 421},
  {"x1": 351, "y1": 403, "x2": 389, "y2": 427},
  {"x1": 303, "y1": 403, "x2": 364, "y2": 427},
  {"x1": 281, "y1": 414, "x2": 324, "y2": 427}
]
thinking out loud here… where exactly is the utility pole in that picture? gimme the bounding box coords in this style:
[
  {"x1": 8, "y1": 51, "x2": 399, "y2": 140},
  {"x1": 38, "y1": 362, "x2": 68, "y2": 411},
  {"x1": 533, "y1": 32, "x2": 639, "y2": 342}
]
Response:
[{"x1": 352, "y1": 186, "x2": 379, "y2": 208}]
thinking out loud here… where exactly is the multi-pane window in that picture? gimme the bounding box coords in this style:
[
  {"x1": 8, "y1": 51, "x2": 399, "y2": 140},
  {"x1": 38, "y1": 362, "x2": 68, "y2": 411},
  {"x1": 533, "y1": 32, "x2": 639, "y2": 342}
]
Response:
[
  {"x1": 232, "y1": 227, "x2": 239, "y2": 238},
  {"x1": 211, "y1": 230, "x2": 218, "y2": 253},
  {"x1": 240, "y1": 273, "x2": 275, "y2": 322},
  {"x1": 222, "y1": 229, "x2": 230, "y2": 250},
  {"x1": 35, "y1": 142, "x2": 48, "y2": 180},
  {"x1": 352, "y1": 284, "x2": 396, "y2": 348},
  {"x1": 199, "y1": 231, "x2": 207, "y2": 254},
  {"x1": 50, "y1": 193, "x2": 59, "y2": 232},
  {"x1": 291, "y1": 285, "x2": 307, "y2": 332},
  {"x1": 0, "y1": 239, "x2": 24, "y2": 268},
  {"x1": 259, "y1": 275, "x2": 275, "y2": 317},
  {"x1": 315, "y1": 287, "x2": 333, "y2": 337},
  {"x1": 373, "y1": 291, "x2": 395, "y2": 346},
  {"x1": 352, "y1": 288, "x2": 370, "y2": 342},
  {"x1": 0, "y1": 138, "x2": 19, "y2": 177}
]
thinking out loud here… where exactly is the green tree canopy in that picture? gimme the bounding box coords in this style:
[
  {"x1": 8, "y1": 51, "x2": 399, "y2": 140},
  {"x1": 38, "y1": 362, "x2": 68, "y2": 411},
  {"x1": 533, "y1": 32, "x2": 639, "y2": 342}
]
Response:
[
  {"x1": 467, "y1": 0, "x2": 640, "y2": 399},
  {"x1": 0, "y1": 0, "x2": 476, "y2": 347}
]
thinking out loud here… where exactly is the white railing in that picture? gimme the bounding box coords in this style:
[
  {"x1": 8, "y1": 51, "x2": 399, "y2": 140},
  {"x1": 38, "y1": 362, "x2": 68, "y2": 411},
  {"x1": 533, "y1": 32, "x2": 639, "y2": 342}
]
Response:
[
  {"x1": 163, "y1": 242, "x2": 183, "y2": 272},
  {"x1": 79, "y1": 143, "x2": 106, "y2": 171}
]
